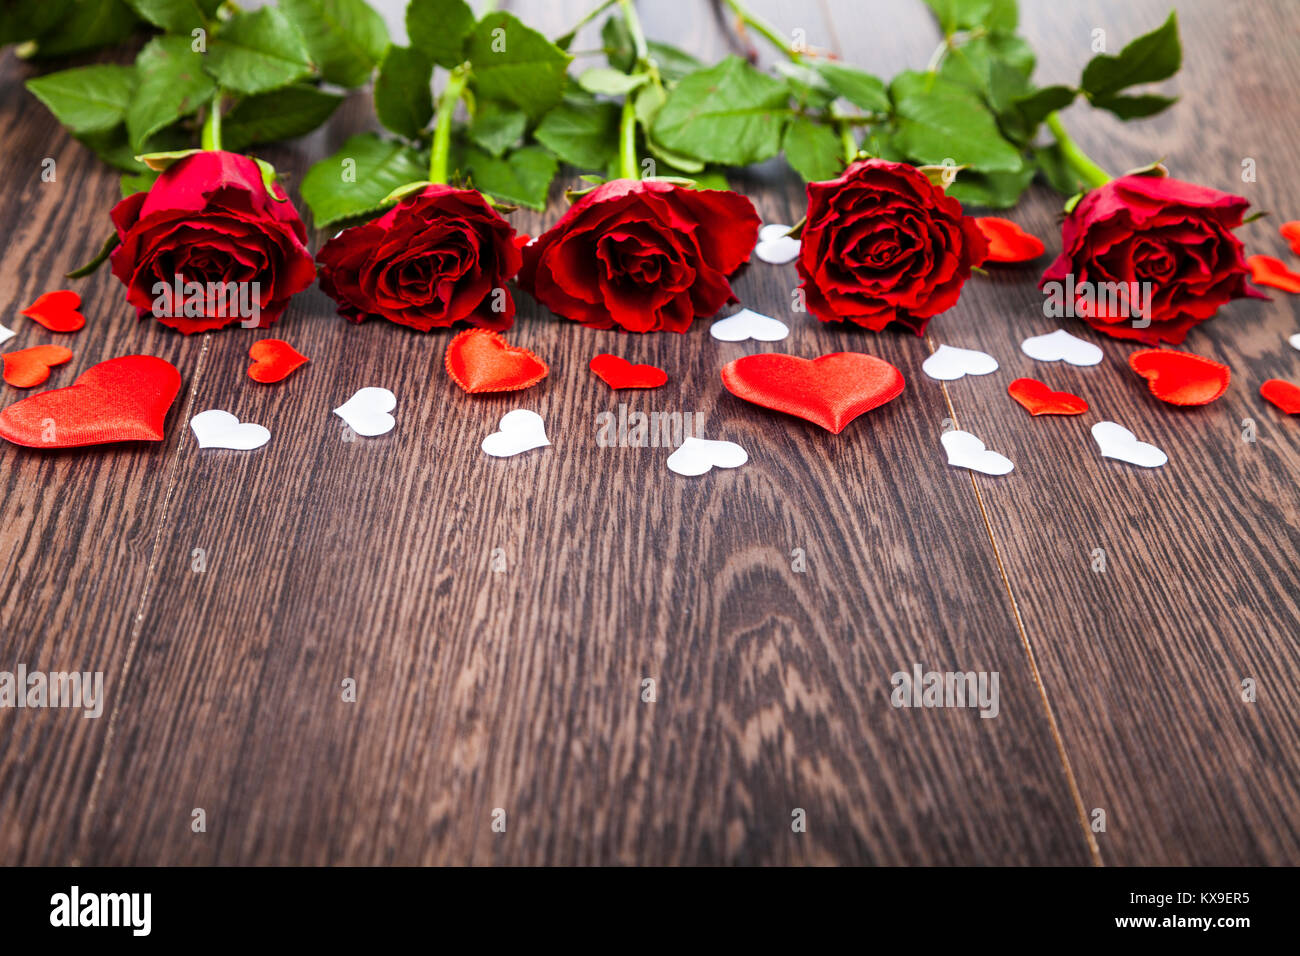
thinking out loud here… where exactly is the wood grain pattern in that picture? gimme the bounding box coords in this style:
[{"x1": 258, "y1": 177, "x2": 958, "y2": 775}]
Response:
[{"x1": 0, "y1": 0, "x2": 1295, "y2": 866}]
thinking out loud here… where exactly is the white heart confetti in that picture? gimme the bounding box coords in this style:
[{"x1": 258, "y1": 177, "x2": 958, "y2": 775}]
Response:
[
  {"x1": 0, "y1": 323, "x2": 14, "y2": 347},
  {"x1": 190, "y1": 409, "x2": 270, "y2": 450},
  {"x1": 941, "y1": 429, "x2": 1014, "y2": 475},
  {"x1": 709, "y1": 308, "x2": 790, "y2": 342},
  {"x1": 666, "y1": 436, "x2": 748, "y2": 476},
  {"x1": 1020, "y1": 328, "x2": 1103, "y2": 366},
  {"x1": 482, "y1": 409, "x2": 550, "y2": 458},
  {"x1": 334, "y1": 387, "x2": 396, "y2": 437},
  {"x1": 1289, "y1": 332, "x2": 1300, "y2": 352},
  {"x1": 922, "y1": 344, "x2": 999, "y2": 381},
  {"x1": 1091, "y1": 421, "x2": 1167, "y2": 468},
  {"x1": 753, "y1": 223, "x2": 800, "y2": 264}
]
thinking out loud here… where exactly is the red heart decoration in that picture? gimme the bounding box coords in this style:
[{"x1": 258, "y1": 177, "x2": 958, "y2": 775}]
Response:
[
  {"x1": 0, "y1": 355, "x2": 180, "y2": 448},
  {"x1": 1007, "y1": 377, "x2": 1088, "y2": 416},
  {"x1": 1261, "y1": 379, "x2": 1300, "y2": 414},
  {"x1": 21, "y1": 290, "x2": 85, "y2": 333},
  {"x1": 720, "y1": 352, "x2": 904, "y2": 433},
  {"x1": 3, "y1": 345, "x2": 73, "y2": 388},
  {"x1": 973, "y1": 217, "x2": 1046, "y2": 263},
  {"x1": 1247, "y1": 254, "x2": 1300, "y2": 293},
  {"x1": 589, "y1": 354, "x2": 667, "y2": 390},
  {"x1": 445, "y1": 329, "x2": 548, "y2": 394},
  {"x1": 1281, "y1": 221, "x2": 1300, "y2": 256},
  {"x1": 1128, "y1": 348, "x2": 1231, "y2": 406},
  {"x1": 248, "y1": 338, "x2": 308, "y2": 383}
]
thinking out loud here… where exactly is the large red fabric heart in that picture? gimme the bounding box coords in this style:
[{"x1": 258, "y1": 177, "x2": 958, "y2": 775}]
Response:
[
  {"x1": 973, "y1": 217, "x2": 1046, "y2": 263},
  {"x1": 21, "y1": 290, "x2": 85, "y2": 332},
  {"x1": 589, "y1": 354, "x2": 667, "y2": 389},
  {"x1": 248, "y1": 338, "x2": 308, "y2": 383},
  {"x1": 1128, "y1": 348, "x2": 1230, "y2": 405},
  {"x1": 0, "y1": 355, "x2": 180, "y2": 448},
  {"x1": 3, "y1": 345, "x2": 73, "y2": 388},
  {"x1": 1261, "y1": 379, "x2": 1300, "y2": 414},
  {"x1": 1007, "y1": 377, "x2": 1088, "y2": 416},
  {"x1": 445, "y1": 329, "x2": 548, "y2": 393},
  {"x1": 720, "y1": 352, "x2": 905, "y2": 433}
]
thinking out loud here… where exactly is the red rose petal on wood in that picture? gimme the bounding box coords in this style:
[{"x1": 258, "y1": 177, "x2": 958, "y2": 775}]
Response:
[
  {"x1": 589, "y1": 354, "x2": 667, "y2": 389},
  {"x1": 1247, "y1": 254, "x2": 1300, "y2": 293},
  {"x1": 720, "y1": 352, "x2": 904, "y2": 433},
  {"x1": 3, "y1": 345, "x2": 73, "y2": 388},
  {"x1": 247, "y1": 338, "x2": 308, "y2": 383},
  {"x1": 974, "y1": 217, "x2": 1046, "y2": 263},
  {"x1": 1261, "y1": 379, "x2": 1300, "y2": 414},
  {"x1": 1128, "y1": 349, "x2": 1231, "y2": 406},
  {"x1": 445, "y1": 329, "x2": 548, "y2": 394},
  {"x1": 21, "y1": 290, "x2": 85, "y2": 332},
  {"x1": 1007, "y1": 378, "x2": 1088, "y2": 416},
  {"x1": 1280, "y1": 221, "x2": 1300, "y2": 256}
]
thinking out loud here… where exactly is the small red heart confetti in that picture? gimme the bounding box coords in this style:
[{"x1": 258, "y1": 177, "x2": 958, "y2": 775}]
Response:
[
  {"x1": 720, "y1": 352, "x2": 904, "y2": 433},
  {"x1": 1007, "y1": 378, "x2": 1088, "y2": 416},
  {"x1": 445, "y1": 329, "x2": 548, "y2": 394},
  {"x1": 1247, "y1": 254, "x2": 1300, "y2": 293},
  {"x1": 589, "y1": 354, "x2": 667, "y2": 390},
  {"x1": 1260, "y1": 379, "x2": 1300, "y2": 414},
  {"x1": 0, "y1": 355, "x2": 180, "y2": 448},
  {"x1": 1280, "y1": 221, "x2": 1300, "y2": 256},
  {"x1": 21, "y1": 290, "x2": 85, "y2": 333},
  {"x1": 248, "y1": 338, "x2": 308, "y2": 384},
  {"x1": 3, "y1": 345, "x2": 73, "y2": 388},
  {"x1": 1128, "y1": 348, "x2": 1230, "y2": 406},
  {"x1": 973, "y1": 217, "x2": 1046, "y2": 263}
]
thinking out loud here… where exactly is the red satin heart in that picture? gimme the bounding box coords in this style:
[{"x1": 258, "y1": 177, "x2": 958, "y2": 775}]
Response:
[
  {"x1": 445, "y1": 329, "x2": 548, "y2": 393},
  {"x1": 1261, "y1": 379, "x2": 1300, "y2": 414},
  {"x1": 720, "y1": 352, "x2": 904, "y2": 433},
  {"x1": 1247, "y1": 254, "x2": 1300, "y2": 293},
  {"x1": 21, "y1": 290, "x2": 85, "y2": 332},
  {"x1": 589, "y1": 354, "x2": 667, "y2": 389},
  {"x1": 1007, "y1": 377, "x2": 1088, "y2": 416},
  {"x1": 1281, "y1": 221, "x2": 1300, "y2": 256},
  {"x1": 973, "y1": 217, "x2": 1046, "y2": 263},
  {"x1": 1128, "y1": 348, "x2": 1231, "y2": 405},
  {"x1": 0, "y1": 355, "x2": 180, "y2": 448},
  {"x1": 248, "y1": 338, "x2": 308, "y2": 383},
  {"x1": 3, "y1": 345, "x2": 73, "y2": 388}
]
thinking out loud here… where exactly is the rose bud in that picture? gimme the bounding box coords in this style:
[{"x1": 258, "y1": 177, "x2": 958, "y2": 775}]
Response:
[
  {"x1": 109, "y1": 151, "x2": 315, "y2": 333},
  {"x1": 317, "y1": 185, "x2": 523, "y2": 332},
  {"x1": 518, "y1": 178, "x2": 761, "y2": 333},
  {"x1": 796, "y1": 159, "x2": 988, "y2": 335},
  {"x1": 1039, "y1": 175, "x2": 1266, "y2": 345}
]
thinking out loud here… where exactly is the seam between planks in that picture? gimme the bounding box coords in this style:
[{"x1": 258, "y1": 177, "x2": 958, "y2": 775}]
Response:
[
  {"x1": 927, "y1": 334, "x2": 1104, "y2": 867},
  {"x1": 71, "y1": 333, "x2": 211, "y2": 865}
]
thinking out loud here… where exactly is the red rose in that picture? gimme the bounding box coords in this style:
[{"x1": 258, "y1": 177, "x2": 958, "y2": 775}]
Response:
[
  {"x1": 518, "y1": 178, "x2": 760, "y2": 332},
  {"x1": 796, "y1": 159, "x2": 988, "y2": 335},
  {"x1": 1039, "y1": 175, "x2": 1265, "y2": 345},
  {"x1": 317, "y1": 185, "x2": 522, "y2": 332},
  {"x1": 109, "y1": 150, "x2": 314, "y2": 333}
]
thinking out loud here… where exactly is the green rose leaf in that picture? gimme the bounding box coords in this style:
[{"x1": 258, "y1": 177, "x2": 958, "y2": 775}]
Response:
[
  {"x1": 1010, "y1": 84, "x2": 1076, "y2": 128},
  {"x1": 407, "y1": 0, "x2": 475, "y2": 69},
  {"x1": 890, "y1": 70, "x2": 1023, "y2": 173},
  {"x1": 280, "y1": 0, "x2": 389, "y2": 88},
  {"x1": 206, "y1": 6, "x2": 313, "y2": 95},
  {"x1": 601, "y1": 15, "x2": 634, "y2": 72},
  {"x1": 652, "y1": 56, "x2": 790, "y2": 166},
  {"x1": 453, "y1": 143, "x2": 557, "y2": 210},
  {"x1": 222, "y1": 84, "x2": 345, "y2": 151},
  {"x1": 125, "y1": 0, "x2": 220, "y2": 32},
  {"x1": 946, "y1": 165, "x2": 1035, "y2": 208},
  {"x1": 782, "y1": 116, "x2": 843, "y2": 182},
  {"x1": 25, "y1": 0, "x2": 139, "y2": 58},
  {"x1": 534, "y1": 93, "x2": 619, "y2": 170},
  {"x1": 302, "y1": 132, "x2": 428, "y2": 227},
  {"x1": 468, "y1": 100, "x2": 528, "y2": 158},
  {"x1": 1090, "y1": 92, "x2": 1178, "y2": 120},
  {"x1": 466, "y1": 12, "x2": 572, "y2": 120},
  {"x1": 923, "y1": 0, "x2": 1018, "y2": 34},
  {"x1": 127, "y1": 35, "x2": 216, "y2": 152},
  {"x1": 1081, "y1": 11, "x2": 1180, "y2": 100},
  {"x1": 645, "y1": 41, "x2": 703, "y2": 84},
  {"x1": 374, "y1": 45, "x2": 434, "y2": 140},
  {"x1": 26, "y1": 65, "x2": 137, "y2": 135},
  {"x1": 811, "y1": 61, "x2": 890, "y2": 112},
  {"x1": 578, "y1": 67, "x2": 648, "y2": 95}
]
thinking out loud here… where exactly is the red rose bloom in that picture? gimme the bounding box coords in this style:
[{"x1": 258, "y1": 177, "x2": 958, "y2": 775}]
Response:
[
  {"x1": 1040, "y1": 174, "x2": 1265, "y2": 345},
  {"x1": 796, "y1": 159, "x2": 987, "y2": 335},
  {"x1": 317, "y1": 185, "x2": 522, "y2": 331},
  {"x1": 109, "y1": 150, "x2": 314, "y2": 333},
  {"x1": 518, "y1": 178, "x2": 760, "y2": 332}
]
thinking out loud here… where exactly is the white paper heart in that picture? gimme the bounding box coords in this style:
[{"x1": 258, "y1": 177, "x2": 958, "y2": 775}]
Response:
[
  {"x1": 1091, "y1": 421, "x2": 1167, "y2": 468},
  {"x1": 1020, "y1": 328, "x2": 1103, "y2": 366},
  {"x1": 0, "y1": 323, "x2": 14, "y2": 347},
  {"x1": 710, "y1": 307, "x2": 790, "y2": 342},
  {"x1": 190, "y1": 409, "x2": 270, "y2": 450},
  {"x1": 334, "y1": 387, "x2": 396, "y2": 437},
  {"x1": 940, "y1": 429, "x2": 1014, "y2": 475},
  {"x1": 1289, "y1": 332, "x2": 1300, "y2": 352},
  {"x1": 482, "y1": 409, "x2": 550, "y2": 458},
  {"x1": 666, "y1": 436, "x2": 748, "y2": 476},
  {"x1": 922, "y1": 344, "x2": 999, "y2": 381},
  {"x1": 753, "y1": 223, "x2": 800, "y2": 264}
]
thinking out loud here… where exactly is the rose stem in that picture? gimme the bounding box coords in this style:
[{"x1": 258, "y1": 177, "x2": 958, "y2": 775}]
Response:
[
  {"x1": 201, "y1": 90, "x2": 222, "y2": 151},
  {"x1": 1045, "y1": 112, "x2": 1112, "y2": 190},
  {"x1": 429, "y1": 66, "x2": 470, "y2": 185},
  {"x1": 615, "y1": 0, "x2": 647, "y2": 179},
  {"x1": 721, "y1": 0, "x2": 802, "y2": 63},
  {"x1": 561, "y1": 0, "x2": 618, "y2": 43},
  {"x1": 838, "y1": 120, "x2": 858, "y2": 165}
]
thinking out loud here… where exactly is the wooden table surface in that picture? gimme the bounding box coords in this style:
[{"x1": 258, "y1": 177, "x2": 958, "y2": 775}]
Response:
[{"x1": 1, "y1": 0, "x2": 1297, "y2": 866}]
